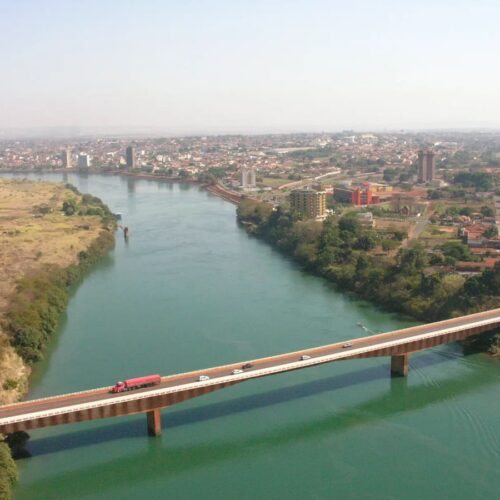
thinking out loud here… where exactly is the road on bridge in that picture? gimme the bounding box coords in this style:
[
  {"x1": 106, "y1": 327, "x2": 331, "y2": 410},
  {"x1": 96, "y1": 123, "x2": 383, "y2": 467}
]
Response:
[{"x1": 1, "y1": 307, "x2": 499, "y2": 426}]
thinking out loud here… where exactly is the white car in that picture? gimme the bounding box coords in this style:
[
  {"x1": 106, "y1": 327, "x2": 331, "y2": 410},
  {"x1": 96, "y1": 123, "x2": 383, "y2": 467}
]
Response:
[
  {"x1": 300, "y1": 355, "x2": 311, "y2": 360},
  {"x1": 198, "y1": 375, "x2": 210, "y2": 381},
  {"x1": 231, "y1": 369, "x2": 243, "y2": 375},
  {"x1": 342, "y1": 343, "x2": 353, "y2": 348}
]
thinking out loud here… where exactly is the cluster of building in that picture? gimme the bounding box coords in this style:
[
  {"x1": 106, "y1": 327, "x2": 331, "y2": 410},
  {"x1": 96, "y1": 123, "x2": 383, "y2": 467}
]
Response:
[
  {"x1": 2, "y1": 134, "x2": 499, "y2": 230},
  {"x1": 2, "y1": 131, "x2": 494, "y2": 183},
  {"x1": 58, "y1": 145, "x2": 137, "y2": 170}
]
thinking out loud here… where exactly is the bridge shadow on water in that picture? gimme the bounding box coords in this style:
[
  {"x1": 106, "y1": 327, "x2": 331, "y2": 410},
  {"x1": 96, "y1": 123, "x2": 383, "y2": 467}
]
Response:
[{"x1": 16, "y1": 351, "x2": 499, "y2": 498}]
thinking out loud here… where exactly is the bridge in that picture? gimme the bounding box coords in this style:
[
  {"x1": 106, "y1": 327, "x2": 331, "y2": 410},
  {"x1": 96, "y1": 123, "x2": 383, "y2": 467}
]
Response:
[{"x1": 0, "y1": 309, "x2": 498, "y2": 437}]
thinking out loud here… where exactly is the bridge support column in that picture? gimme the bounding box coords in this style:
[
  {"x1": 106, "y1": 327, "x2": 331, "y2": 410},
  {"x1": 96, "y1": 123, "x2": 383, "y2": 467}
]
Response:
[
  {"x1": 391, "y1": 354, "x2": 409, "y2": 377},
  {"x1": 147, "y1": 409, "x2": 162, "y2": 436}
]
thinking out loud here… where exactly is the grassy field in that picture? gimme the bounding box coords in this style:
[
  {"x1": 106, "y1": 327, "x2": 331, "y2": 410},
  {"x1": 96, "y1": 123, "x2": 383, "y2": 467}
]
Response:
[
  {"x1": 259, "y1": 176, "x2": 290, "y2": 188},
  {"x1": 419, "y1": 224, "x2": 458, "y2": 240},
  {"x1": 0, "y1": 178, "x2": 107, "y2": 403},
  {"x1": 418, "y1": 225, "x2": 459, "y2": 247},
  {"x1": 374, "y1": 218, "x2": 411, "y2": 232}
]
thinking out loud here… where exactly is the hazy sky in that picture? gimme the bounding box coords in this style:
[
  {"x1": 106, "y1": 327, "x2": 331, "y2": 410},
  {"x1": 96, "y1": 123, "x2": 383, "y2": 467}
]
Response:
[{"x1": 1, "y1": 0, "x2": 499, "y2": 134}]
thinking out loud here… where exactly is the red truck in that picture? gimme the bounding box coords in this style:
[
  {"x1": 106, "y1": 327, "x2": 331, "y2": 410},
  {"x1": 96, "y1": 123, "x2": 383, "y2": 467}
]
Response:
[{"x1": 111, "y1": 374, "x2": 161, "y2": 393}]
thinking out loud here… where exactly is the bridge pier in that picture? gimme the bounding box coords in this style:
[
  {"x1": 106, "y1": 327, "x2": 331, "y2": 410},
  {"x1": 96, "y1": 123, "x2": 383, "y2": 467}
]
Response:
[
  {"x1": 391, "y1": 354, "x2": 409, "y2": 377},
  {"x1": 146, "y1": 409, "x2": 162, "y2": 436}
]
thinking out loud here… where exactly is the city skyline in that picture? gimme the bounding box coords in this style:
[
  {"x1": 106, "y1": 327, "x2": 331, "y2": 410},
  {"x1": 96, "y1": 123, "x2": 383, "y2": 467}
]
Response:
[{"x1": 1, "y1": 0, "x2": 499, "y2": 135}]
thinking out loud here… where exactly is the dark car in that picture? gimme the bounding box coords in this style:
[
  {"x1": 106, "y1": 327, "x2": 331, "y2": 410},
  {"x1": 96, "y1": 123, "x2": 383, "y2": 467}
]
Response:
[{"x1": 242, "y1": 363, "x2": 253, "y2": 369}]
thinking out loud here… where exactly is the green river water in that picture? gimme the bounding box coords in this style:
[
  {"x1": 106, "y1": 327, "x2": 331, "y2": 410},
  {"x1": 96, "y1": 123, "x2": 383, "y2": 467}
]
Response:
[{"x1": 4, "y1": 173, "x2": 500, "y2": 500}]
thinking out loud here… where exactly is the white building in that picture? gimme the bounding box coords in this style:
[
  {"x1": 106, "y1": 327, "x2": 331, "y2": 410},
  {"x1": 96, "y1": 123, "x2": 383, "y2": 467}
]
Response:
[
  {"x1": 78, "y1": 153, "x2": 91, "y2": 168},
  {"x1": 241, "y1": 167, "x2": 256, "y2": 189},
  {"x1": 61, "y1": 149, "x2": 71, "y2": 168}
]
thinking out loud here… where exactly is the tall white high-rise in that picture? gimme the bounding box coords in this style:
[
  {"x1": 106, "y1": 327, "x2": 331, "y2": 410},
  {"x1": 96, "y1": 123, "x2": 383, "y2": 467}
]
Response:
[
  {"x1": 61, "y1": 149, "x2": 71, "y2": 168},
  {"x1": 241, "y1": 167, "x2": 256, "y2": 188},
  {"x1": 78, "y1": 153, "x2": 91, "y2": 168}
]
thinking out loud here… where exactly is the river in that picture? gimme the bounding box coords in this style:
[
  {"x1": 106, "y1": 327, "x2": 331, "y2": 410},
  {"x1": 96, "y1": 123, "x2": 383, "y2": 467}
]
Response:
[{"x1": 3, "y1": 173, "x2": 500, "y2": 499}]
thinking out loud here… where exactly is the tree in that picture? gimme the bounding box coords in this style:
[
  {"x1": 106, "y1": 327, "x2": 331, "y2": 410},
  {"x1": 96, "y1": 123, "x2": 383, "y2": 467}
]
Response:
[
  {"x1": 393, "y1": 230, "x2": 407, "y2": 241},
  {"x1": 355, "y1": 253, "x2": 370, "y2": 273},
  {"x1": 453, "y1": 172, "x2": 493, "y2": 191},
  {"x1": 198, "y1": 172, "x2": 217, "y2": 185},
  {"x1": 62, "y1": 198, "x2": 77, "y2": 216},
  {"x1": 440, "y1": 241, "x2": 472, "y2": 261},
  {"x1": 33, "y1": 203, "x2": 51, "y2": 215},
  {"x1": 399, "y1": 171, "x2": 411, "y2": 183},
  {"x1": 381, "y1": 239, "x2": 399, "y2": 251},
  {"x1": 207, "y1": 167, "x2": 226, "y2": 179},
  {"x1": 399, "y1": 244, "x2": 427, "y2": 273},
  {"x1": 236, "y1": 199, "x2": 272, "y2": 225},
  {"x1": 480, "y1": 206, "x2": 494, "y2": 217},
  {"x1": 354, "y1": 234, "x2": 377, "y2": 251},
  {"x1": 466, "y1": 263, "x2": 500, "y2": 296},
  {"x1": 483, "y1": 226, "x2": 498, "y2": 239},
  {"x1": 338, "y1": 214, "x2": 360, "y2": 234},
  {"x1": 383, "y1": 168, "x2": 398, "y2": 183},
  {"x1": 459, "y1": 207, "x2": 474, "y2": 217},
  {"x1": 427, "y1": 189, "x2": 442, "y2": 200},
  {"x1": 294, "y1": 243, "x2": 318, "y2": 266},
  {"x1": 0, "y1": 442, "x2": 17, "y2": 498}
]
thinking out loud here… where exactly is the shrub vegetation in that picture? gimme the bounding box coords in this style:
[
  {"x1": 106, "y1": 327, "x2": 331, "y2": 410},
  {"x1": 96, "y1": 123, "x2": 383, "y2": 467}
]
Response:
[
  {"x1": 0, "y1": 442, "x2": 18, "y2": 500},
  {"x1": 237, "y1": 199, "x2": 500, "y2": 351},
  {"x1": 5, "y1": 229, "x2": 115, "y2": 363}
]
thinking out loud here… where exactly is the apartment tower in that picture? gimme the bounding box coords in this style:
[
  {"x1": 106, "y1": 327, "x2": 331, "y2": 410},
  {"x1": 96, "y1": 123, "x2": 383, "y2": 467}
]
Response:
[
  {"x1": 126, "y1": 146, "x2": 136, "y2": 169},
  {"x1": 241, "y1": 167, "x2": 256, "y2": 188},
  {"x1": 290, "y1": 189, "x2": 326, "y2": 219},
  {"x1": 61, "y1": 149, "x2": 71, "y2": 168},
  {"x1": 417, "y1": 149, "x2": 435, "y2": 183}
]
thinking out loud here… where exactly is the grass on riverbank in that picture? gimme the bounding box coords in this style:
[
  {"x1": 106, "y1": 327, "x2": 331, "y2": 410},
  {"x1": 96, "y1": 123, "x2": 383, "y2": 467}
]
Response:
[
  {"x1": 0, "y1": 179, "x2": 107, "y2": 312},
  {"x1": 0, "y1": 179, "x2": 116, "y2": 498}
]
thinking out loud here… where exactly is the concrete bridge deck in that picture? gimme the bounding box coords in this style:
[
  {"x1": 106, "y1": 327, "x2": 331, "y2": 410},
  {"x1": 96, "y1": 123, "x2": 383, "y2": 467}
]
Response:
[{"x1": 0, "y1": 308, "x2": 498, "y2": 436}]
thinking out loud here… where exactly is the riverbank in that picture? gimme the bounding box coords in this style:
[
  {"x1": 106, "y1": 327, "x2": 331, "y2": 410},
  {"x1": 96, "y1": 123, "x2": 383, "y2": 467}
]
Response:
[
  {"x1": 0, "y1": 178, "x2": 116, "y2": 498},
  {"x1": 6, "y1": 174, "x2": 499, "y2": 500},
  {"x1": 0, "y1": 168, "x2": 245, "y2": 206},
  {"x1": 237, "y1": 198, "x2": 500, "y2": 356},
  {"x1": 110, "y1": 171, "x2": 244, "y2": 205}
]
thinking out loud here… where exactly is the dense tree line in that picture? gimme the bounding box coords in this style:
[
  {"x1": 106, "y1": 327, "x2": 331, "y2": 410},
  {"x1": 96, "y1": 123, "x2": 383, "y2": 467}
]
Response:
[
  {"x1": 237, "y1": 199, "x2": 500, "y2": 355},
  {"x1": 5, "y1": 187, "x2": 117, "y2": 363},
  {"x1": 5, "y1": 230, "x2": 115, "y2": 363},
  {"x1": 453, "y1": 172, "x2": 493, "y2": 191}
]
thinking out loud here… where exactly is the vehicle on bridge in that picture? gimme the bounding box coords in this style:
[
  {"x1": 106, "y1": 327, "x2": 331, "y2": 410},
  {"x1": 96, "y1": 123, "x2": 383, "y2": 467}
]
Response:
[{"x1": 111, "y1": 374, "x2": 161, "y2": 393}]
